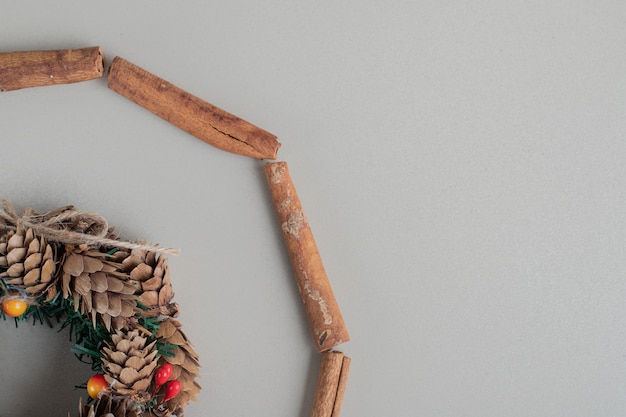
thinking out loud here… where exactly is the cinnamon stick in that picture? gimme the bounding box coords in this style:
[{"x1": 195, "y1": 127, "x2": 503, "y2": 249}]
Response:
[
  {"x1": 107, "y1": 57, "x2": 280, "y2": 160},
  {"x1": 311, "y1": 351, "x2": 351, "y2": 417},
  {"x1": 331, "y1": 355, "x2": 351, "y2": 417},
  {"x1": 0, "y1": 47, "x2": 104, "y2": 91},
  {"x1": 264, "y1": 162, "x2": 349, "y2": 351}
]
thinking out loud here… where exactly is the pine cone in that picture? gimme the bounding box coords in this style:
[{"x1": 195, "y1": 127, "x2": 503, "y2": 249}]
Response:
[
  {"x1": 61, "y1": 245, "x2": 138, "y2": 330},
  {"x1": 120, "y1": 248, "x2": 178, "y2": 317},
  {"x1": 74, "y1": 395, "x2": 140, "y2": 417},
  {"x1": 156, "y1": 318, "x2": 201, "y2": 413},
  {"x1": 102, "y1": 329, "x2": 160, "y2": 399},
  {"x1": 0, "y1": 227, "x2": 58, "y2": 301}
]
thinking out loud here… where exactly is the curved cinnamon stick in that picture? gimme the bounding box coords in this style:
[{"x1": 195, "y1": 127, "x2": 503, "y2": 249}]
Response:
[
  {"x1": 108, "y1": 57, "x2": 280, "y2": 160},
  {"x1": 0, "y1": 47, "x2": 104, "y2": 92},
  {"x1": 264, "y1": 162, "x2": 349, "y2": 351}
]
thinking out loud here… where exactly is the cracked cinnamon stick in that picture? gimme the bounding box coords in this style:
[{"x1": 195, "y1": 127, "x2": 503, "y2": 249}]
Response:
[
  {"x1": 107, "y1": 57, "x2": 280, "y2": 159},
  {"x1": 264, "y1": 162, "x2": 349, "y2": 352},
  {"x1": 0, "y1": 46, "x2": 104, "y2": 92},
  {"x1": 311, "y1": 351, "x2": 351, "y2": 417}
]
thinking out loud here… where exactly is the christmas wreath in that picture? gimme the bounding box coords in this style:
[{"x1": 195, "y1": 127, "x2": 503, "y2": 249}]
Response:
[
  {"x1": 1, "y1": 46, "x2": 351, "y2": 417},
  {"x1": 0, "y1": 198, "x2": 199, "y2": 417}
]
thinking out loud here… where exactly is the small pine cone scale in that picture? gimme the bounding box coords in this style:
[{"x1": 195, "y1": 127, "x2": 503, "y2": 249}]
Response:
[
  {"x1": 0, "y1": 227, "x2": 58, "y2": 301},
  {"x1": 102, "y1": 329, "x2": 160, "y2": 399},
  {"x1": 61, "y1": 245, "x2": 138, "y2": 330}
]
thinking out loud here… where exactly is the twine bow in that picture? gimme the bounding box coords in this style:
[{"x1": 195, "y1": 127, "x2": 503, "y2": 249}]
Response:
[{"x1": 0, "y1": 197, "x2": 180, "y2": 255}]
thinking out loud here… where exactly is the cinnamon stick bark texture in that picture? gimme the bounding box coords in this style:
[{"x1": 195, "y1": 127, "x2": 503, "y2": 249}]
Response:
[
  {"x1": 331, "y1": 354, "x2": 351, "y2": 417},
  {"x1": 311, "y1": 351, "x2": 351, "y2": 417},
  {"x1": 264, "y1": 162, "x2": 349, "y2": 351},
  {"x1": 0, "y1": 47, "x2": 104, "y2": 92},
  {"x1": 108, "y1": 57, "x2": 280, "y2": 159}
]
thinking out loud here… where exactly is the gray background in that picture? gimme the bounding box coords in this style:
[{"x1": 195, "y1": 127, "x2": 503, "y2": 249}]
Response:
[{"x1": 1, "y1": 1, "x2": 626, "y2": 416}]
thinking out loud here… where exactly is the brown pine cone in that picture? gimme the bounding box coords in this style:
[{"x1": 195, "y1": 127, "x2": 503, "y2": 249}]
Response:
[
  {"x1": 120, "y1": 248, "x2": 178, "y2": 318},
  {"x1": 156, "y1": 318, "x2": 201, "y2": 413},
  {"x1": 101, "y1": 328, "x2": 160, "y2": 400},
  {"x1": 73, "y1": 395, "x2": 141, "y2": 417},
  {"x1": 61, "y1": 244, "x2": 137, "y2": 330},
  {"x1": 0, "y1": 227, "x2": 58, "y2": 301}
]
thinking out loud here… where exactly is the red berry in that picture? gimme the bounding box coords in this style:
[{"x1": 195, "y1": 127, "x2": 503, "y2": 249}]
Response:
[
  {"x1": 164, "y1": 380, "x2": 181, "y2": 402},
  {"x1": 154, "y1": 363, "x2": 173, "y2": 388}
]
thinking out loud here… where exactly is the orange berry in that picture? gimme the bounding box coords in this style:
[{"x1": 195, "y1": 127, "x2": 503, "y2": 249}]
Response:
[
  {"x1": 87, "y1": 374, "x2": 109, "y2": 400},
  {"x1": 1, "y1": 298, "x2": 28, "y2": 317}
]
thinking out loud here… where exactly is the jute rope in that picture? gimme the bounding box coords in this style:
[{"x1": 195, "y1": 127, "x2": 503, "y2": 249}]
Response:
[{"x1": 0, "y1": 197, "x2": 180, "y2": 255}]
